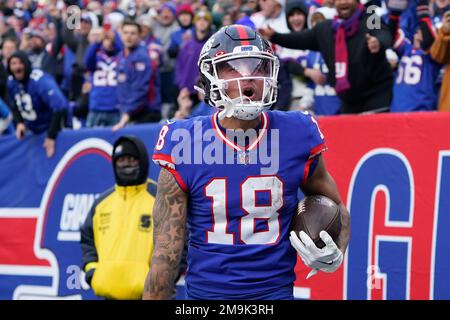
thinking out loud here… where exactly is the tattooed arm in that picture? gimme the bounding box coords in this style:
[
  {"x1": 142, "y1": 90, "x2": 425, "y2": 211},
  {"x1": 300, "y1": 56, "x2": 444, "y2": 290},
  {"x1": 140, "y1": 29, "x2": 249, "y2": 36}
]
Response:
[{"x1": 142, "y1": 168, "x2": 188, "y2": 300}]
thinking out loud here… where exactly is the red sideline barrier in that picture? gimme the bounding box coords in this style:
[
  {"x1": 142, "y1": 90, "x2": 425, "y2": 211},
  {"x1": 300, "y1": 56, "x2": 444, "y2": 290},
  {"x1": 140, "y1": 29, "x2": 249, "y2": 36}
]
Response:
[{"x1": 293, "y1": 111, "x2": 450, "y2": 300}]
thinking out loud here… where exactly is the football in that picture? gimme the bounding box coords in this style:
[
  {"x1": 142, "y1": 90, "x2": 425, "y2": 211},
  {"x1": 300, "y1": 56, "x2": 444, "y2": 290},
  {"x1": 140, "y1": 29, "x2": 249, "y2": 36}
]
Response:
[{"x1": 290, "y1": 195, "x2": 342, "y2": 249}]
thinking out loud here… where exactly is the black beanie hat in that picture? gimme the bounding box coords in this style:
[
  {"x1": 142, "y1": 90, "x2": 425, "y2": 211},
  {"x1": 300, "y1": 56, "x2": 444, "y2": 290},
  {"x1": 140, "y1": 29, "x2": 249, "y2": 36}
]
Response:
[{"x1": 113, "y1": 139, "x2": 139, "y2": 161}]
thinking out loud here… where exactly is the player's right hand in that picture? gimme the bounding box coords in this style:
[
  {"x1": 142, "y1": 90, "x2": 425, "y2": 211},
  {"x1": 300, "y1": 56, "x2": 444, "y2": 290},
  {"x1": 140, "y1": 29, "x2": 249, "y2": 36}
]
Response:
[{"x1": 290, "y1": 230, "x2": 343, "y2": 279}]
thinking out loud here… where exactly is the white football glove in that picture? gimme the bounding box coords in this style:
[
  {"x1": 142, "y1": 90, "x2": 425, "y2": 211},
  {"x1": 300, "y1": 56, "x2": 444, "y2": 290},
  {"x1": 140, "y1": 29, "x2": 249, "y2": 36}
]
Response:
[{"x1": 289, "y1": 230, "x2": 343, "y2": 279}]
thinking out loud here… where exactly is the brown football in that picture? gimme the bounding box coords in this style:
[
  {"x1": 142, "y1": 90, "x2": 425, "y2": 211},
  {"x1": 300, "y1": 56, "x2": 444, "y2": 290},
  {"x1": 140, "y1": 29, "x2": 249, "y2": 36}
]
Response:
[{"x1": 290, "y1": 195, "x2": 341, "y2": 249}]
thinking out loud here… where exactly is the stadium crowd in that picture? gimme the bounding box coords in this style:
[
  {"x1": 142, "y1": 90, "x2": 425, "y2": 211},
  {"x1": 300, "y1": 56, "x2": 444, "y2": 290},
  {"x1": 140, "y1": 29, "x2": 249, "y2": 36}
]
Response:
[{"x1": 0, "y1": 0, "x2": 449, "y2": 153}]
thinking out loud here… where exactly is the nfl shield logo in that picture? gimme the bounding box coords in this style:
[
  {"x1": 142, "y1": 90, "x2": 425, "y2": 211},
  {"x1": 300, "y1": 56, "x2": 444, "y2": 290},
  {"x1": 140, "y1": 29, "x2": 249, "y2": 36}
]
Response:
[{"x1": 238, "y1": 151, "x2": 250, "y2": 165}]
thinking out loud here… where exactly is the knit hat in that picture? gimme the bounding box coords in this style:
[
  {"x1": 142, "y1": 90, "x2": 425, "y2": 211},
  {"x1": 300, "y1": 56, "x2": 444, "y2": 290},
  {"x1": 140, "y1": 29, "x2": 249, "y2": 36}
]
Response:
[
  {"x1": 113, "y1": 139, "x2": 140, "y2": 161},
  {"x1": 193, "y1": 10, "x2": 212, "y2": 25},
  {"x1": 176, "y1": 3, "x2": 194, "y2": 17},
  {"x1": 160, "y1": 2, "x2": 177, "y2": 16},
  {"x1": 136, "y1": 14, "x2": 154, "y2": 29}
]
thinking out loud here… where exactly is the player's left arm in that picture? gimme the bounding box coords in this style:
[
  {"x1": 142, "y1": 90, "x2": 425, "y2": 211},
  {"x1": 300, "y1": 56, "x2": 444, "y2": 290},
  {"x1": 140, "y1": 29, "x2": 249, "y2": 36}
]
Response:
[{"x1": 300, "y1": 155, "x2": 350, "y2": 254}]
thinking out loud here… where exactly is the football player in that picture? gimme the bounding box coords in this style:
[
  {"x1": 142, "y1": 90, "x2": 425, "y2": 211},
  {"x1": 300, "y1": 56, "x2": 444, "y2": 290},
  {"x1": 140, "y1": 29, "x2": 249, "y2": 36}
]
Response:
[{"x1": 143, "y1": 25, "x2": 350, "y2": 300}]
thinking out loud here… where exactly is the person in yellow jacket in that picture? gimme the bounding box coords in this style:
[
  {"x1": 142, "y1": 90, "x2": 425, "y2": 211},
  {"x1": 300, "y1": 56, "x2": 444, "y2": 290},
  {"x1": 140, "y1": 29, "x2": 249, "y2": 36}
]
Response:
[{"x1": 80, "y1": 135, "x2": 157, "y2": 300}]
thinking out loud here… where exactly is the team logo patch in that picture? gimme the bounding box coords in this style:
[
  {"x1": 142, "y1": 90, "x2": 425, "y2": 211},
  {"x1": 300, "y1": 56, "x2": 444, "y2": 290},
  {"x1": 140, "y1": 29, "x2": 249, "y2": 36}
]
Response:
[
  {"x1": 240, "y1": 46, "x2": 253, "y2": 52},
  {"x1": 139, "y1": 214, "x2": 151, "y2": 231}
]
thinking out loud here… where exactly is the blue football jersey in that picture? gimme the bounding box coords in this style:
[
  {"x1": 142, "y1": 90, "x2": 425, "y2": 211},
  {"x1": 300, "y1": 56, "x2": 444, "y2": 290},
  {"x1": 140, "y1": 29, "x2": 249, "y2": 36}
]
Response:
[
  {"x1": 152, "y1": 110, "x2": 327, "y2": 299},
  {"x1": 8, "y1": 69, "x2": 68, "y2": 134},
  {"x1": 84, "y1": 43, "x2": 120, "y2": 112},
  {"x1": 391, "y1": 40, "x2": 441, "y2": 112}
]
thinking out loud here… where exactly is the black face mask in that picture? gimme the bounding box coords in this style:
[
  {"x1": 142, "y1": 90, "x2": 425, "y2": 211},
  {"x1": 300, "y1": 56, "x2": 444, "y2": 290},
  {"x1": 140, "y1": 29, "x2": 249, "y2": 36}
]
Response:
[{"x1": 115, "y1": 164, "x2": 140, "y2": 185}]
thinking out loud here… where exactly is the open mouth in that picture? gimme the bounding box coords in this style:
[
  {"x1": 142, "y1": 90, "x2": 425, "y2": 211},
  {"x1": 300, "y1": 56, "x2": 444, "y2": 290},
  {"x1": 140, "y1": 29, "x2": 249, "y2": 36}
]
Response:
[
  {"x1": 339, "y1": 6, "x2": 351, "y2": 15},
  {"x1": 242, "y1": 87, "x2": 256, "y2": 100}
]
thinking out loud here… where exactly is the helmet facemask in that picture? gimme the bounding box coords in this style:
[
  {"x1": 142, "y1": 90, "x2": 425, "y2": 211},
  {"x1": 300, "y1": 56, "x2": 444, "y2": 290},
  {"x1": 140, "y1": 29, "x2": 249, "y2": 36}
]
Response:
[{"x1": 199, "y1": 50, "x2": 279, "y2": 120}]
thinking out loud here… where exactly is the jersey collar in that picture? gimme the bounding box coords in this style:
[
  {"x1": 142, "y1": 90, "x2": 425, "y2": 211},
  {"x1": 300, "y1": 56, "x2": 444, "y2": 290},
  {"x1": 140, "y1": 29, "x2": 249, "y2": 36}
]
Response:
[{"x1": 211, "y1": 111, "x2": 269, "y2": 152}]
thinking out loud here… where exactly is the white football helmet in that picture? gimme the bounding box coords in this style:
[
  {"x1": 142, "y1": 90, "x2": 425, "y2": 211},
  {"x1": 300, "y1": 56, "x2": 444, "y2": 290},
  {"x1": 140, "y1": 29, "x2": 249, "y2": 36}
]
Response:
[{"x1": 196, "y1": 24, "x2": 280, "y2": 120}]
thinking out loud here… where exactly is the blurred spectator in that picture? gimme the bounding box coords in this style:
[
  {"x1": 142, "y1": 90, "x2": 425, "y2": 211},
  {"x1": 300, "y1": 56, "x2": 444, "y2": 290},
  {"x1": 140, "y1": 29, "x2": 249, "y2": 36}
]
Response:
[
  {"x1": 103, "y1": 0, "x2": 120, "y2": 17},
  {"x1": 221, "y1": 12, "x2": 235, "y2": 26},
  {"x1": 174, "y1": 87, "x2": 215, "y2": 119},
  {"x1": 251, "y1": 0, "x2": 289, "y2": 32},
  {"x1": 6, "y1": 12, "x2": 25, "y2": 38},
  {"x1": 210, "y1": 0, "x2": 241, "y2": 27},
  {"x1": 0, "y1": 97, "x2": 13, "y2": 135},
  {"x1": 19, "y1": 28, "x2": 32, "y2": 52},
  {"x1": 0, "y1": 13, "x2": 16, "y2": 43},
  {"x1": 431, "y1": 0, "x2": 449, "y2": 27},
  {"x1": 399, "y1": 0, "x2": 447, "y2": 42},
  {"x1": 303, "y1": 7, "x2": 341, "y2": 115},
  {"x1": 168, "y1": 4, "x2": 194, "y2": 59},
  {"x1": 1, "y1": 38, "x2": 18, "y2": 68},
  {"x1": 175, "y1": 9, "x2": 213, "y2": 102},
  {"x1": 84, "y1": 27, "x2": 122, "y2": 127},
  {"x1": 190, "y1": 0, "x2": 209, "y2": 12},
  {"x1": 260, "y1": 0, "x2": 394, "y2": 114},
  {"x1": 244, "y1": 0, "x2": 260, "y2": 13},
  {"x1": 113, "y1": 20, "x2": 161, "y2": 131},
  {"x1": 80, "y1": 136, "x2": 156, "y2": 300},
  {"x1": 7, "y1": 51, "x2": 68, "y2": 158},
  {"x1": 430, "y1": 10, "x2": 450, "y2": 111},
  {"x1": 0, "y1": 38, "x2": 16, "y2": 101},
  {"x1": 281, "y1": 0, "x2": 314, "y2": 111},
  {"x1": 59, "y1": 13, "x2": 93, "y2": 101},
  {"x1": 251, "y1": 0, "x2": 290, "y2": 60},
  {"x1": 103, "y1": 11, "x2": 126, "y2": 32},
  {"x1": 137, "y1": 14, "x2": 162, "y2": 124},
  {"x1": 152, "y1": 2, "x2": 180, "y2": 116},
  {"x1": 27, "y1": 29, "x2": 57, "y2": 78},
  {"x1": 389, "y1": 0, "x2": 440, "y2": 112},
  {"x1": 137, "y1": 13, "x2": 163, "y2": 70},
  {"x1": 272, "y1": 56, "x2": 294, "y2": 110},
  {"x1": 286, "y1": 0, "x2": 309, "y2": 32},
  {"x1": 0, "y1": 61, "x2": 7, "y2": 102}
]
